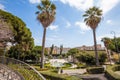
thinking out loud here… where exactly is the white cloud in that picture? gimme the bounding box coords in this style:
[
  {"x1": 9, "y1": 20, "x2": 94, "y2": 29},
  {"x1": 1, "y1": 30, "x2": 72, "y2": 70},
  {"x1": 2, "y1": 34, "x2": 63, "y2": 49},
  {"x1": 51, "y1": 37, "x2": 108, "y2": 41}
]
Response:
[
  {"x1": 48, "y1": 25, "x2": 58, "y2": 30},
  {"x1": 97, "y1": 34, "x2": 120, "y2": 42},
  {"x1": 60, "y1": 0, "x2": 93, "y2": 11},
  {"x1": 66, "y1": 21, "x2": 71, "y2": 28},
  {"x1": 29, "y1": 0, "x2": 40, "y2": 4},
  {"x1": 106, "y1": 20, "x2": 112, "y2": 24},
  {"x1": 60, "y1": 0, "x2": 120, "y2": 15},
  {"x1": 75, "y1": 21, "x2": 90, "y2": 31},
  {"x1": 0, "y1": 4, "x2": 5, "y2": 10},
  {"x1": 100, "y1": 0, "x2": 120, "y2": 14},
  {"x1": 46, "y1": 35, "x2": 63, "y2": 46}
]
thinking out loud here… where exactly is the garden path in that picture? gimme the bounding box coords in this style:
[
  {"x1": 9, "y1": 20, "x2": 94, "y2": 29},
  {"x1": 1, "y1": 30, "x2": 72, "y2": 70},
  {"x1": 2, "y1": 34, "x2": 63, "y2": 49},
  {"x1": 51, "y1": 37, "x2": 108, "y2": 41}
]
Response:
[{"x1": 76, "y1": 73, "x2": 108, "y2": 80}]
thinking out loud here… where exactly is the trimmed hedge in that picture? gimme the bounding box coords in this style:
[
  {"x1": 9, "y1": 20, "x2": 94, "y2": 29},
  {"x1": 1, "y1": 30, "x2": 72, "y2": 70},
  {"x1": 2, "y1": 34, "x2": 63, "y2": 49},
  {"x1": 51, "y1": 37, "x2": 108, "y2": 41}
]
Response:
[
  {"x1": 40, "y1": 71, "x2": 82, "y2": 80},
  {"x1": 87, "y1": 67, "x2": 104, "y2": 74},
  {"x1": 105, "y1": 65, "x2": 120, "y2": 80},
  {"x1": 112, "y1": 65, "x2": 120, "y2": 71}
]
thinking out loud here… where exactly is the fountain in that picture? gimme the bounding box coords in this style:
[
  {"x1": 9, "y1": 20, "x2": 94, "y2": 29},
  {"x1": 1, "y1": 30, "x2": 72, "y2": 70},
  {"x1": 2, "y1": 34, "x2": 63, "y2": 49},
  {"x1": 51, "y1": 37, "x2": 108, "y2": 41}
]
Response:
[{"x1": 49, "y1": 59, "x2": 68, "y2": 67}]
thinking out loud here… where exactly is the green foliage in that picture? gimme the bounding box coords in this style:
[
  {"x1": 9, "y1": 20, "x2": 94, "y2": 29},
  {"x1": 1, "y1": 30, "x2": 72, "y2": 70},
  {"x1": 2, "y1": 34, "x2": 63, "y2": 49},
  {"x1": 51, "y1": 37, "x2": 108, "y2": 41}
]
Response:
[
  {"x1": 0, "y1": 10, "x2": 34, "y2": 45},
  {"x1": 60, "y1": 45, "x2": 63, "y2": 55},
  {"x1": 112, "y1": 65, "x2": 120, "y2": 71},
  {"x1": 76, "y1": 51, "x2": 107, "y2": 65},
  {"x1": 0, "y1": 10, "x2": 34, "y2": 60},
  {"x1": 62, "y1": 63, "x2": 72, "y2": 68},
  {"x1": 8, "y1": 64, "x2": 43, "y2": 80},
  {"x1": 67, "y1": 48, "x2": 80, "y2": 55},
  {"x1": 105, "y1": 65, "x2": 120, "y2": 80},
  {"x1": 102, "y1": 37, "x2": 120, "y2": 52},
  {"x1": 76, "y1": 63, "x2": 86, "y2": 69},
  {"x1": 7, "y1": 45, "x2": 22, "y2": 59},
  {"x1": 50, "y1": 44, "x2": 54, "y2": 55},
  {"x1": 87, "y1": 67, "x2": 104, "y2": 74},
  {"x1": 32, "y1": 46, "x2": 48, "y2": 56},
  {"x1": 40, "y1": 70, "x2": 81, "y2": 80},
  {"x1": 36, "y1": 0, "x2": 56, "y2": 28},
  {"x1": 83, "y1": 6, "x2": 102, "y2": 29}
]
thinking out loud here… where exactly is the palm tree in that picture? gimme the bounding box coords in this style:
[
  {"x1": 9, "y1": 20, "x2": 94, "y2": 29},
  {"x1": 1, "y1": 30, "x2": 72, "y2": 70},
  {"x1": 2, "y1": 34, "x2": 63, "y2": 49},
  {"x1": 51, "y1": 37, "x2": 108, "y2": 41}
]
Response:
[
  {"x1": 101, "y1": 37, "x2": 112, "y2": 64},
  {"x1": 83, "y1": 6, "x2": 102, "y2": 66},
  {"x1": 36, "y1": 0, "x2": 56, "y2": 68},
  {"x1": 60, "y1": 45, "x2": 63, "y2": 55}
]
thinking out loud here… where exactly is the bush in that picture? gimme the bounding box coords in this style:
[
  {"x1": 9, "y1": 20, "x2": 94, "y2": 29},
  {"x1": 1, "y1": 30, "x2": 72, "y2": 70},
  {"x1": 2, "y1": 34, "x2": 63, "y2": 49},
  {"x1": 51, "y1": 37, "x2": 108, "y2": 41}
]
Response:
[
  {"x1": 62, "y1": 63, "x2": 72, "y2": 68},
  {"x1": 87, "y1": 67, "x2": 104, "y2": 74},
  {"x1": 40, "y1": 71, "x2": 81, "y2": 80},
  {"x1": 77, "y1": 51, "x2": 107, "y2": 65},
  {"x1": 112, "y1": 65, "x2": 120, "y2": 71},
  {"x1": 105, "y1": 65, "x2": 120, "y2": 80},
  {"x1": 76, "y1": 63, "x2": 86, "y2": 69}
]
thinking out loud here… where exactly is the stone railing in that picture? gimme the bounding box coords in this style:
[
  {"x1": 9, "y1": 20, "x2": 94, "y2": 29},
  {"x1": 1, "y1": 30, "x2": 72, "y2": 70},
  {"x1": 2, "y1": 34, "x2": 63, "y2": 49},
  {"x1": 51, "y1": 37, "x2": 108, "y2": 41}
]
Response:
[{"x1": 0, "y1": 56, "x2": 46, "y2": 80}]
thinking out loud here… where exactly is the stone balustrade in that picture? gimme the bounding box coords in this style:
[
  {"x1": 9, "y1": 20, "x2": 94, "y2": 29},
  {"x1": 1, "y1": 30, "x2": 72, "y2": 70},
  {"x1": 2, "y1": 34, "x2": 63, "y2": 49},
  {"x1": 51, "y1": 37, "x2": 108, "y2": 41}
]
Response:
[{"x1": 0, "y1": 64, "x2": 23, "y2": 80}]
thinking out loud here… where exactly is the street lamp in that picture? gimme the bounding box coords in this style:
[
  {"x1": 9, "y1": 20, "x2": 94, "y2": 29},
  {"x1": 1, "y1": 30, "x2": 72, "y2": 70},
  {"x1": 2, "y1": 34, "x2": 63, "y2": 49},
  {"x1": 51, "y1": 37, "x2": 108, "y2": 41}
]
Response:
[{"x1": 111, "y1": 31, "x2": 120, "y2": 62}]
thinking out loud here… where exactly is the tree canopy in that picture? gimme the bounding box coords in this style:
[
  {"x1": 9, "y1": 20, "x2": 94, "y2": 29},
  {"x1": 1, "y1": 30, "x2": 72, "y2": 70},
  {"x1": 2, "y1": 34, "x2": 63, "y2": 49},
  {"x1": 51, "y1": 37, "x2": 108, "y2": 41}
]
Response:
[
  {"x1": 0, "y1": 10, "x2": 34, "y2": 60},
  {"x1": 0, "y1": 9, "x2": 34, "y2": 48}
]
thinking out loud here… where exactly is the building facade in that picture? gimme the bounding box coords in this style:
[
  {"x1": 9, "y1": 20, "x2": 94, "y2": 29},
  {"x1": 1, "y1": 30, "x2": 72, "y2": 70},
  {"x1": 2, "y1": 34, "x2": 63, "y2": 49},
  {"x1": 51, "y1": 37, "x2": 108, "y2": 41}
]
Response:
[{"x1": 76, "y1": 44, "x2": 105, "y2": 51}]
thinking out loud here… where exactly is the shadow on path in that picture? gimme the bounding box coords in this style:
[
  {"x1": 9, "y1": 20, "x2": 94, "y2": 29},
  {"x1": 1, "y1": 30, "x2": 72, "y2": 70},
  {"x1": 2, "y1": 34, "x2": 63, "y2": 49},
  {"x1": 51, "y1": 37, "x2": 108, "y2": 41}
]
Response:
[{"x1": 75, "y1": 73, "x2": 108, "y2": 80}]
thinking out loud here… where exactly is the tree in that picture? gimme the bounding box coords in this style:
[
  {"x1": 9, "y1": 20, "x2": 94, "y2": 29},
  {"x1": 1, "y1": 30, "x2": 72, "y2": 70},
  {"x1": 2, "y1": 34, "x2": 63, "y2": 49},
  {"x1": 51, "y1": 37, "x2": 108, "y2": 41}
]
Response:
[
  {"x1": 50, "y1": 44, "x2": 54, "y2": 55},
  {"x1": 67, "y1": 48, "x2": 80, "y2": 63},
  {"x1": 31, "y1": 46, "x2": 48, "y2": 62},
  {"x1": 0, "y1": 19, "x2": 13, "y2": 43},
  {"x1": 101, "y1": 37, "x2": 112, "y2": 64},
  {"x1": 60, "y1": 45, "x2": 63, "y2": 55},
  {"x1": 0, "y1": 10, "x2": 34, "y2": 60},
  {"x1": 83, "y1": 6, "x2": 102, "y2": 66},
  {"x1": 36, "y1": 0, "x2": 56, "y2": 68}
]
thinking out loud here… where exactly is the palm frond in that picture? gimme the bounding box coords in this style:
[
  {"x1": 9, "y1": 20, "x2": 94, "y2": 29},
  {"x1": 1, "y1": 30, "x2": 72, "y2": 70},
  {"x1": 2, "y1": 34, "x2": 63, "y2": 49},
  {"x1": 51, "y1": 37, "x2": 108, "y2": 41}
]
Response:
[
  {"x1": 37, "y1": 5, "x2": 42, "y2": 10},
  {"x1": 35, "y1": 11, "x2": 39, "y2": 14},
  {"x1": 83, "y1": 6, "x2": 102, "y2": 29},
  {"x1": 83, "y1": 14, "x2": 89, "y2": 17}
]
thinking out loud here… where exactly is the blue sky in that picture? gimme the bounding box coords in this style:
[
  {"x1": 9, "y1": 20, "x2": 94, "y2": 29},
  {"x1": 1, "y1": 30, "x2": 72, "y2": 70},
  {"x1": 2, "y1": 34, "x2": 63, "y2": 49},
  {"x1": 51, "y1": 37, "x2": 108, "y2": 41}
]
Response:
[{"x1": 0, "y1": 0, "x2": 120, "y2": 48}]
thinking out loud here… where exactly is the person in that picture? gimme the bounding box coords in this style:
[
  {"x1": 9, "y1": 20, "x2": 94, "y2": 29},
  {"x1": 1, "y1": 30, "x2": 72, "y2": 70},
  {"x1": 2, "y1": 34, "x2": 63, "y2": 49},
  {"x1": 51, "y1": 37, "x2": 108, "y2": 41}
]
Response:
[{"x1": 61, "y1": 68, "x2": 63, "y2": 74}]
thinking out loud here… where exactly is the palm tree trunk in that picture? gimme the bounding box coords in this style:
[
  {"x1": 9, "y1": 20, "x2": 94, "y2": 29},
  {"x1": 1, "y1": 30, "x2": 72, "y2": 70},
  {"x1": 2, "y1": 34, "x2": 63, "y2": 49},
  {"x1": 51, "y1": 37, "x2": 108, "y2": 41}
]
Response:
[
  {"x1": 105, "y1": 48, "x2": 112, "y2": 64},
  {"x1": 41, "y1": 28, "x2": 46, "y2": 68},
  {"x1": 93, "y1": 29, "x2": 99, "y2": 66}
]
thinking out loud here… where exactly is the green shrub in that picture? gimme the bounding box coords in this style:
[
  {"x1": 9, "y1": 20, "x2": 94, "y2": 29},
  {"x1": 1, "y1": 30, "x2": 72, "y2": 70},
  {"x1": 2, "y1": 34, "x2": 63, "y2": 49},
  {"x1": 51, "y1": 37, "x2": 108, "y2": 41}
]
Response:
[
  {"x1": 41, "y1": 71, "x2": 82, "y2": 80},
  {"x1": 87, "y1": 67, "x2": 104, "y2": 74},
  {"x1": 76, "y1": 63, "x2": 86, "y2": 69},
  {"x1": 77, "y1": 52, "x2": 95, "y2": 65},
  {"x1": 105, "y1": 65, "x2": 120, "y2": 80},
  {"x1": 77, "y1": 51, "x2": 107, "y2": 65},
  {"x1": 112, "y1": 65, "x2": 120, "y2": 71},
  {"x1": 8, "y1": 64, "x2": 42, "y2": 80},
  {"x1": 62, "y1": 63, "x2": 72, "y2": 68}
]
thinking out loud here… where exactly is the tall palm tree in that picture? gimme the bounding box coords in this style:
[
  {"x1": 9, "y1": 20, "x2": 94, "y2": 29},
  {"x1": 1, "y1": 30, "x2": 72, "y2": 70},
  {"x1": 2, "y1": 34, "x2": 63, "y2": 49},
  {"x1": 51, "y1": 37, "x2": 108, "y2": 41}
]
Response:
[
  {"x1": 83, "y1": 6, "x2": 102, "y2": 66},
  {"x1": 36, "y1": 0, "x2": 56, "y2": 68},
  {"x1": 101, "y1": 37, "x2": 112, "y2": 64}
]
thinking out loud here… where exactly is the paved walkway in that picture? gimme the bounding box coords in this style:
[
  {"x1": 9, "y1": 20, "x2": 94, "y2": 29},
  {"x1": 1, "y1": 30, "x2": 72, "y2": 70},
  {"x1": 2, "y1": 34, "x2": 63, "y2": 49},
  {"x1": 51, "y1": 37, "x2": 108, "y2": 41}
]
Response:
[
  {"x1": 75, "y1": 73, "x2": 108, "y2": 80},
  {"x1": 62, "y1": 69, "x2": 87, "y2": 75},
  {"x1": 0, "y1": 64, "x2": 22, "y2": 80},
  {"x1": 62, "y1": 69, "x2": 108, "y2": 80}
]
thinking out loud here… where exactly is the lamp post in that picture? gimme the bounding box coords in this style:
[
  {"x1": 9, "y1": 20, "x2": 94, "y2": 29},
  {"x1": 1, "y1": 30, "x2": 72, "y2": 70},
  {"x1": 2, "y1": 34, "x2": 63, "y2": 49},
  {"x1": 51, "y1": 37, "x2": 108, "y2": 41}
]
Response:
[{"x1": 111, "y1": 31, "x2": 120, "y2": 62}]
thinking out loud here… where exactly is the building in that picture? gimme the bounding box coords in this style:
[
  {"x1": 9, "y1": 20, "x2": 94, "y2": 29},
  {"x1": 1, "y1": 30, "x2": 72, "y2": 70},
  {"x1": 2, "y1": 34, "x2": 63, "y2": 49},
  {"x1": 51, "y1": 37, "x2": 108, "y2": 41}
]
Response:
[
  {"x1": 76, "y1": 44, "x2": 105, "y2": 51},
  {"x1": 46, "y1": 46, "x2": 71, "y2": 54}
]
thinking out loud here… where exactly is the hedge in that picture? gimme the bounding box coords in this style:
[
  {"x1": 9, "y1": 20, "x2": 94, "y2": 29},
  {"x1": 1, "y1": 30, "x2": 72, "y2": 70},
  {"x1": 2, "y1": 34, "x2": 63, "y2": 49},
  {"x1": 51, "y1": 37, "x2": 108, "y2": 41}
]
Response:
[
  {"x1": 105, "y1": 65, "x2": 120, "y2": 80},
  {"x1": 87, "y1": 67, "x2": 104, "y2": 74},
  {"x1": 40, "y1": 71, "x2": 82, "y2": 80}
]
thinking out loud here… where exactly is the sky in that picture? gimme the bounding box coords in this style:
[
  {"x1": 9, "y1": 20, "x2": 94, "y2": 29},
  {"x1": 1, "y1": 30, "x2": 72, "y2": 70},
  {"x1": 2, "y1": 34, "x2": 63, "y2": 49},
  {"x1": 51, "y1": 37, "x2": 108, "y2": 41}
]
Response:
[{"x1": 0, "y1": 0, "x2": 120, "y2": 48}]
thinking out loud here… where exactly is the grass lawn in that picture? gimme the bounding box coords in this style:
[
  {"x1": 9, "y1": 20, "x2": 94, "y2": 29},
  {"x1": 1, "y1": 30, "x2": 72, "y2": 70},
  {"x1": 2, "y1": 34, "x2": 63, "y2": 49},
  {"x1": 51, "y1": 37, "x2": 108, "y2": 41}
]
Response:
[
  {"x1": 114, "y1": 71, "x2": 120, "y2": 76},
  {"x1": 8, "y1": 64, "x2": 43, "y2": 80},
  {"x1": 33, "y1": 65, "x2": 82, "y2": 80}
]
